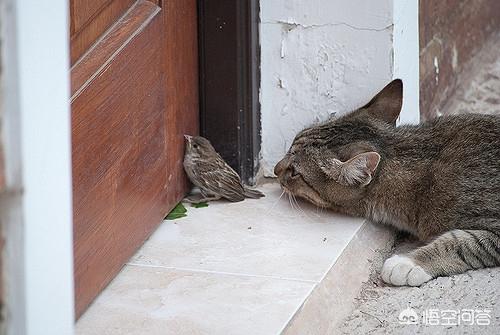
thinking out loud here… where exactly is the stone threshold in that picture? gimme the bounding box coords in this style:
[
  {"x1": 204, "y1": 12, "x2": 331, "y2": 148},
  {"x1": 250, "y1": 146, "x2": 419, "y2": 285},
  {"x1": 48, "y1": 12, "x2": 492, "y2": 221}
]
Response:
[{"x1": 76, "y1": 181, "x2": 394, "y2": 335}]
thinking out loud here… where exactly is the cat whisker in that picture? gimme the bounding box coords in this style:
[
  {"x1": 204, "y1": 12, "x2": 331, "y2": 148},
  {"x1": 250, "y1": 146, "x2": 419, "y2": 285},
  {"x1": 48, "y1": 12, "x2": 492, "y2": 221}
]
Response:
[
  {"x1": 291, "y1": 193, "x2": 322, "y2": 219},
  {"x1": 279, "y1": 188, "x2": 302, "y2": 218},
  {"x1": 289, "y1": 193, "x2": 305, "y2": 217},
  {"x1": 316, "y1": 204, "x2": 326, "y2": 216},
  {"x1": 290, "y1": 194, "x2": 301, "y2": 212},
  {"x1": 287, "y1": 192, "x2": 297, "y2": 211},
  {"x1": 268, "y1": 189, "x2": 285, "y2": 213},
  {"x1": 287, "y1": 192, "x2": 301, "y2": 215}
]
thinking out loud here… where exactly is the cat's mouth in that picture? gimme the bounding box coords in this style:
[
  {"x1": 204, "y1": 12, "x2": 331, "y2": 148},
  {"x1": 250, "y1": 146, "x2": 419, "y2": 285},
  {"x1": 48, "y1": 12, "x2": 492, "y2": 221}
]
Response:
[
  {"x1": 296, "y1": 189, "x2": 330, "y2": 208},
  {"x1": 279, "y1": 176, "x2": 330, "y2": 208}
]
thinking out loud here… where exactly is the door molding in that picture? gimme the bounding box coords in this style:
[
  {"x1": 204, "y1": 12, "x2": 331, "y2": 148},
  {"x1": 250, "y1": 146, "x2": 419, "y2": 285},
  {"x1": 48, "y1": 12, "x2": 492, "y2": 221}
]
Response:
[{"x1": 198, "y1": 0, "x2": 261, "y2": 184}]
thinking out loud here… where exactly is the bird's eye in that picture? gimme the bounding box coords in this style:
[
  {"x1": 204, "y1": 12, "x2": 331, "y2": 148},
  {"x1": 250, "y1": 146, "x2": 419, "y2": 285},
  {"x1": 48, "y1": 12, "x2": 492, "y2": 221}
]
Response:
[
  {"x1": 290, "y1": 165, "x2": 300, "y2": 178},
  {"x1": 193, "y1": 144, "x2": 199, "y2": 149}
]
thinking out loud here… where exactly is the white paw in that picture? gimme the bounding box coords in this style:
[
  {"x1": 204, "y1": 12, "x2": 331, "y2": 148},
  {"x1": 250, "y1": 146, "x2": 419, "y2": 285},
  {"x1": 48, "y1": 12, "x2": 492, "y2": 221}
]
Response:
[{"x1": 381, "y1": 255, "x2": 433, "y2": 286}]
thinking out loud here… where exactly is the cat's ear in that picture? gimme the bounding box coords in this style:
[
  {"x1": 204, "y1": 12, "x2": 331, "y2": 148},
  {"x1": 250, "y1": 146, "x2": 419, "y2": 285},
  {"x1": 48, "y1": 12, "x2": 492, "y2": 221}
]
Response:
[
  {"x1": 362, "y1": 79, "x2": 403, "y2": 126},
  {"x1": 338, "y1": 152, "x2": 380, "y2": 186}
]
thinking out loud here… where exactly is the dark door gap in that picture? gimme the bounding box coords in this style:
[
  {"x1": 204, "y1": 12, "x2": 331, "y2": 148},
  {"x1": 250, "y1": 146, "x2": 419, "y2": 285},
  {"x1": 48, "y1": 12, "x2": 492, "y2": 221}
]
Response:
[{"x1": 198, "y1": 0, "x2": 261, "y2": 184}]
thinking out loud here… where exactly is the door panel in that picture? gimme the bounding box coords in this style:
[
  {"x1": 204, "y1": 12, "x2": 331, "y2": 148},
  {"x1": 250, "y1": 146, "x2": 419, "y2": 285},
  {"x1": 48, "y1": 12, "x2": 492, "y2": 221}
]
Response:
[
  {"x1": 71, "y1": 0, "x2": 124, "y2": 32},
  {"x1": 70, "y1": 0, "x2": 198, "y2": 317},
  {"x1": 70, "y1": 0, "x2": 136, "y2": 64}
]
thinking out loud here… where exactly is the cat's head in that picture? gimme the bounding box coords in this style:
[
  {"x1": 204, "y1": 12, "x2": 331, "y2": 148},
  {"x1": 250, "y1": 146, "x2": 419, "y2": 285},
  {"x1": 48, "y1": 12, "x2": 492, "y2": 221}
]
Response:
[{"x1": 274, "y1": 79, "x2": 403, "y2": 208}]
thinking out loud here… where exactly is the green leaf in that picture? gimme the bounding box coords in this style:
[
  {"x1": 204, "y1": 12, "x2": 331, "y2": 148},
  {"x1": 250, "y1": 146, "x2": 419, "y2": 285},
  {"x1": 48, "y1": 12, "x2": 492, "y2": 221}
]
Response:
[
  {"x1": 191, "y1": 202, "x2": 209, "y2": 208},
  {"x1": 165, "y1": 203, "x2": 187, "y2": 220},
  {"x1": 165, "y1": 213, "x2": 187, "y2": 220}
]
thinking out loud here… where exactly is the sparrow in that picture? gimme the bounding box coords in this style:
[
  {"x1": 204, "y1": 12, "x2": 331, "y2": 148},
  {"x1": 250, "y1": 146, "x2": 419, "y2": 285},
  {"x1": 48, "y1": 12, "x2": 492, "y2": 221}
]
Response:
[{"x1": 183, "y1": 135, "x2": 265, "y2": 203}]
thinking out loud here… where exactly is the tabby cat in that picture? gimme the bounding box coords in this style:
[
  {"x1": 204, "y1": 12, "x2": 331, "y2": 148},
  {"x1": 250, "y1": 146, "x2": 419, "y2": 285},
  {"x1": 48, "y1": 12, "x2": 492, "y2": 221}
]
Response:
[{"x1": 274, "y1": 79, "x2": 500, "y2": 286}]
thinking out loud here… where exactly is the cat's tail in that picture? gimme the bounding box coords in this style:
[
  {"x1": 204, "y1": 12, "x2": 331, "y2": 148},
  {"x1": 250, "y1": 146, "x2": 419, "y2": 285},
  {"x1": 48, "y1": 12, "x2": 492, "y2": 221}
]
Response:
[
  {"x1": 381, "y1": 220, "x2": 500, "y2": 286},
  {"x1": 243, "y1": 187, "x2": 265, "y2": 199}
]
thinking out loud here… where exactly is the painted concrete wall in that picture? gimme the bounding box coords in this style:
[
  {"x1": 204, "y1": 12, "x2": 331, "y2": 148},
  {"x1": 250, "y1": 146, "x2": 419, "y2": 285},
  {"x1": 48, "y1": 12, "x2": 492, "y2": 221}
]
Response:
[{"x1": 260, "y1": 0, "x2": 419, "y2": 176}]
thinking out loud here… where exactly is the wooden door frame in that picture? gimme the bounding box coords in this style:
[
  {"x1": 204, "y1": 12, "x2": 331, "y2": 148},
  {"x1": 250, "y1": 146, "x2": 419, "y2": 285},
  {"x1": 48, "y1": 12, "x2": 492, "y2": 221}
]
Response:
[
  {"x1": 1, "y1": 0, "x2": 75, "y2": 333},
  {"x1": 198, "y1": 0, "x2": 261, "y2": 184}
]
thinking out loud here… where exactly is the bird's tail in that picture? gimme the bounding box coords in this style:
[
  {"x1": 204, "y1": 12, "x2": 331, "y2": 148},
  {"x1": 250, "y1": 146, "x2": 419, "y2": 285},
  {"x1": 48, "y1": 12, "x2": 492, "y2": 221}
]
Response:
[{"x1": 243, "y1": 187, "x2": 265, "y2": 199}]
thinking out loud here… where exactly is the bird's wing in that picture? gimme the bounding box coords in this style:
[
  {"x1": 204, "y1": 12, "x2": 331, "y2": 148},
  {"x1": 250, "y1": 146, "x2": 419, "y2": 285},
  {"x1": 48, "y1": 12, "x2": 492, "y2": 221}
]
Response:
[{"x1": 195, "y1": 156, "x2": 245, "y2": 202}]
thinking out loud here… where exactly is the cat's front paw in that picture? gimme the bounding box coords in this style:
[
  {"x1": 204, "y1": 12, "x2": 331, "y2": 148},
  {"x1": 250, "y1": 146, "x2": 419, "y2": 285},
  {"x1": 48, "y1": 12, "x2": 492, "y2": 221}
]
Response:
[{"x1": 381, "y1": 255, "x2": 432, "y2": 286}]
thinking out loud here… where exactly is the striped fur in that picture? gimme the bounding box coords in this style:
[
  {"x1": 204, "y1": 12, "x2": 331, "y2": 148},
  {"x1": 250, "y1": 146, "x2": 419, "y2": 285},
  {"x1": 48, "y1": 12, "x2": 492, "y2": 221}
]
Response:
[{"x1": 274, "y1": 80, "x2": 500, "y2": 286}]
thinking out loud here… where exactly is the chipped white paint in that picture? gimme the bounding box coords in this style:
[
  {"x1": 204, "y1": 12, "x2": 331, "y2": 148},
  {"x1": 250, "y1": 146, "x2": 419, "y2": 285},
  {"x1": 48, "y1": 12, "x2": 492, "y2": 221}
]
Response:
[
  {"x1": 452, "y1": 45, "x2": 458, "y2": 71},
  {"x1": 434, "y1": 56, "x2": 440, "y2": 83},
  {"x1": 260, "y1": 0, "x2": 420, "y2": 176}
]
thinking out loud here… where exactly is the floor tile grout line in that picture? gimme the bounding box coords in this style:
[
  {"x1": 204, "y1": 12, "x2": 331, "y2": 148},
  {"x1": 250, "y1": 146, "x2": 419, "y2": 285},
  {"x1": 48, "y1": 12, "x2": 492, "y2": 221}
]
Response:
[{"x1": 126, "y1": 262, "x2": 320, "y2": 284}]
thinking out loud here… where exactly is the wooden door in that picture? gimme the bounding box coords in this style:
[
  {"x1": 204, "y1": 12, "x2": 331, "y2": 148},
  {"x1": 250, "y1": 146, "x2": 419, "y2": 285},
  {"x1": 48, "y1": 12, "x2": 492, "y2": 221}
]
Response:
[{"x1": 69, "y1": 0, "x2": 198, "y2": 317}]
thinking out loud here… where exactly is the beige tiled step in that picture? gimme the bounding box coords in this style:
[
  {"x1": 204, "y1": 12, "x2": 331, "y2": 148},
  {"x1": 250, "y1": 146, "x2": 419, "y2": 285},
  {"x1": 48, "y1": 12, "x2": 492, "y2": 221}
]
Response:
[
  {"x1": 283, "y1": 221, "x2": 394, "y2": 334},
  {"x1": 76, "y1": 182, "x2": 393, "y2": 335},
  {"x1": 75, "y1": 266, "x2": 313, "y2": 335}
]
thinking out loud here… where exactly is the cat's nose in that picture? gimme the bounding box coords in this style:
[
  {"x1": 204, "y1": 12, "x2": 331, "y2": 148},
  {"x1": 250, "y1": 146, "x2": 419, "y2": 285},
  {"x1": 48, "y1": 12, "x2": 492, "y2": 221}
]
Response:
[{"x1": 274, "y1": 159, "x2": 287, "y2": 177}]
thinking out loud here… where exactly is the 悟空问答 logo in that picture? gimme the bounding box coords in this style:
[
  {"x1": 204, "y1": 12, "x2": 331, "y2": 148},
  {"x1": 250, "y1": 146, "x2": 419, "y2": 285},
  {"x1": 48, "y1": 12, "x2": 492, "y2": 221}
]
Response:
[{"x1": 398, "y1": 307, "x2": 419, "y2": 325}]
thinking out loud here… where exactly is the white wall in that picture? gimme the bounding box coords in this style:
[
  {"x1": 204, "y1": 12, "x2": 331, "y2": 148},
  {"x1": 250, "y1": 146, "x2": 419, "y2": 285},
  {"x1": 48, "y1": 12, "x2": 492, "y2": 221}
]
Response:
[
  {"x1": 393, "y1": 0, "x2": 420, "y2": 125},
  {"x1": 260, "y1": 0, "x2": 419, "y2": 176},
  {"x1": 1, "y1": 0, "x2": 75, "y2": 334}
]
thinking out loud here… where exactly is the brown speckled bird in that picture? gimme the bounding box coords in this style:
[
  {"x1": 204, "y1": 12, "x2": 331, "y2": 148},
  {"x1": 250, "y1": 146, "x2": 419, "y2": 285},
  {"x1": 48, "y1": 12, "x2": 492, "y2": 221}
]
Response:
[{"x1": 183, "y1": 135, "x2": 264, "y2": 203}]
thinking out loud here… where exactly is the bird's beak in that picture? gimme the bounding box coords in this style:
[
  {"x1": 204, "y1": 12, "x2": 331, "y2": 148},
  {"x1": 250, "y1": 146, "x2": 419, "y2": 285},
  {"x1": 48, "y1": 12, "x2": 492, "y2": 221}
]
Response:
[{"x1": 184, "y1": 135, "x2": 192, "y2": 142}]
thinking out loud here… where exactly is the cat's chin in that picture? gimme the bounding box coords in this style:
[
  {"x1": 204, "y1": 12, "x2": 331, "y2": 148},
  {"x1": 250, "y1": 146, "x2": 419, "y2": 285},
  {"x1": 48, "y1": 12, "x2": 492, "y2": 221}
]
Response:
[{"x1": 295, "y1": 191, "x2": 330, "y2": 209}]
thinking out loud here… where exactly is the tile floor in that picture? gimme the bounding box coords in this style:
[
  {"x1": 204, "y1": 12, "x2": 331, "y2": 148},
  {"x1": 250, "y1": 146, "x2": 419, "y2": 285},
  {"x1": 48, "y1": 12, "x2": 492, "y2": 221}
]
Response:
[{"x1": 76, "y1": 181, "x2": 365, "y2": 335}]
